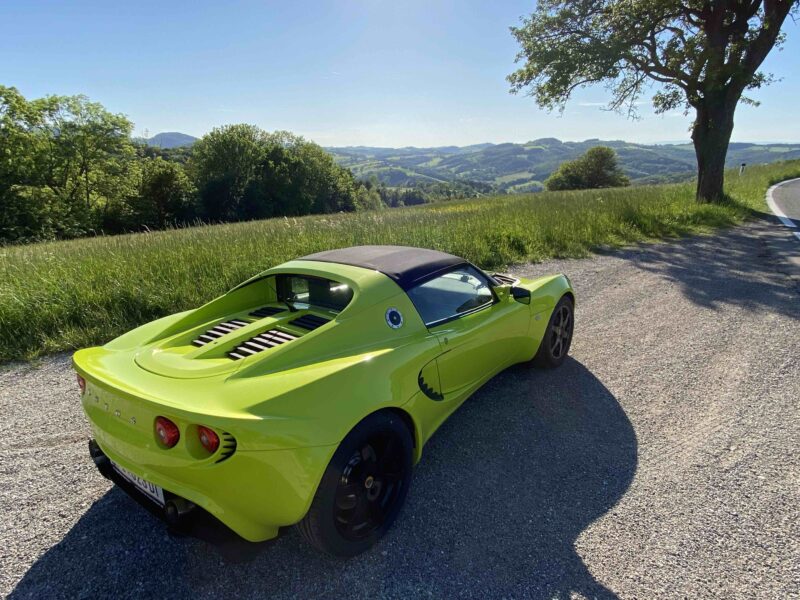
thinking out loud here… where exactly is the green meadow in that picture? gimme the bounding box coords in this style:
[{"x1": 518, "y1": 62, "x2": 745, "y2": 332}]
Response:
[{"x1": 1, "y1": 159, "x2": 798, "y2": 363}]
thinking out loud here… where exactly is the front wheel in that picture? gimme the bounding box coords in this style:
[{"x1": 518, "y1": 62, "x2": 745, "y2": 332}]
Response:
[
  {"x1": 296, "y1": 411, "x2": 413, "y2": 556},
  {"x1": 533, "y1": 295, "x2": 574, "y2": 368}
]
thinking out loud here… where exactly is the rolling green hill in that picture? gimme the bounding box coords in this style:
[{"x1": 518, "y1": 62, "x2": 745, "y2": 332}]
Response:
[
  {"x1": 130, "y1": 132, "x2": 800, "y2": 194},
  {"x1": 328, "y1": 139, "x2": 800, "y2": 192},
  {"x1": 2, "y1": 159, "x2": 799, "y2": 362}
]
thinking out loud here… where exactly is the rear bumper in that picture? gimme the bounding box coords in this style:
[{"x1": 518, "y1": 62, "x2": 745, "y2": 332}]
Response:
[
  {"x1": 89, "y1": 439, "x2": 198, "y2": 526},
  {"x1": 86, "y1": 424, "x2": 337, "y2": 543}
]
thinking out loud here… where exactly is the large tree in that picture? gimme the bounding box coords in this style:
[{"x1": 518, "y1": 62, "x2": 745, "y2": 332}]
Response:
[
  {"x1": 508, "y1": 0, "x2": 798, "y2": 201},
  {"x1": 0, "y1": 86, "x2": 135, "y2": 240}
]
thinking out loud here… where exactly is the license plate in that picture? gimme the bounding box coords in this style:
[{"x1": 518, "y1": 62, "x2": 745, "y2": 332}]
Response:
[{"x1": 111, "y1": 461, "x2": 165, "y2": 507}]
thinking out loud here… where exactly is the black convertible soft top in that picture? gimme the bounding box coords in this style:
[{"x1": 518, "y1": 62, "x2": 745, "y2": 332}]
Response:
[{"x1": 299, "y1": 245, "x2": 467, "y2": 290}]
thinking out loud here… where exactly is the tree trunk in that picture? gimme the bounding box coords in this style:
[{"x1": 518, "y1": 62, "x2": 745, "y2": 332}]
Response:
[{"x1": 691, "y1": 99, "x2": 736, "y2": 202}]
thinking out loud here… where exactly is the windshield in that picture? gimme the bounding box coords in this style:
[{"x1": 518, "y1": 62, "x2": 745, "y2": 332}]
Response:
[{"x1": 275, "y1": 274, "x2": 353, "y2": 312}]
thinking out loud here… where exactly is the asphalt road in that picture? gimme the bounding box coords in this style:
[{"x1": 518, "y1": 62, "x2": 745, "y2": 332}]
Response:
[
  {"x1": 772, "y1": 178, "x2": 800, "y2": 224},
  {"x1": 2, "y1": 216, "x2": 799, "y2": 599}
]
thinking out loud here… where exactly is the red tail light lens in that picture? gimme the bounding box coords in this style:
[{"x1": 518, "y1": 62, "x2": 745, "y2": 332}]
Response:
[
  {"x1": 197, "y1": 426, "x2": 220, "y2": 454},
  {"x1": 76, "y1": 374, "x2": 86, "y2": 395},
  {"x1": 155, "y1": 417, "x2": 180, "y2": 448}
]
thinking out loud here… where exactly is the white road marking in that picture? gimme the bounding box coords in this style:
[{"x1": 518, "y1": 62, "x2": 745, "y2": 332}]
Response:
[{"x1": 765, "y1": 178, "x2": 800, "y2": 230}]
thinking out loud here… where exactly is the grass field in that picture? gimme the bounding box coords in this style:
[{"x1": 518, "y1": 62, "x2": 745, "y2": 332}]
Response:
[{"x1": 1, "y1": 160, "x2": 798, "y2": 363}]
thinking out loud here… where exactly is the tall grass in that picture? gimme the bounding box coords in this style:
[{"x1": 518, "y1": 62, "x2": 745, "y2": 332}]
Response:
[{"x1": 1, "y1": 160, "x2": 798, "y2": 362}]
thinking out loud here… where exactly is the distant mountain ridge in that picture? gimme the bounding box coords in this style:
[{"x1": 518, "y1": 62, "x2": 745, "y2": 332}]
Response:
[
  {"x1": 130, "y1": 131, "x2": 800, "y2": 191},
  {"x1": 327, "y1": 138, "x2": 800, "y2": 192},
  {"x1": 135, "y1": 132, "x2": 198, "y2": 148}
]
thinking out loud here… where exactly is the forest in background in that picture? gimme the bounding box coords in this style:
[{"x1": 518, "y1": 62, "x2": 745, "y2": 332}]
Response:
[{"x1": 0, "y1": 87, "x2": 391, "y2": 244}]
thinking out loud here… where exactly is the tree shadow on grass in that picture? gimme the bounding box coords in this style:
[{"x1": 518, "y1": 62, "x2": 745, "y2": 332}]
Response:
[{"x1": 10, "y1": 359, "x2": 636, "y2": 599}]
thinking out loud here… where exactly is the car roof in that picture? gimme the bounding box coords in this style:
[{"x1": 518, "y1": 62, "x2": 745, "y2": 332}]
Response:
[{"x1": 298, "y1": 245, "x2": 467, "y2": 290}]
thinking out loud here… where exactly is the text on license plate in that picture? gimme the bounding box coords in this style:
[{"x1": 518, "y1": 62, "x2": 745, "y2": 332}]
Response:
[{"x1": 111, "y1": 461, "x2": 165, "y2": 506}]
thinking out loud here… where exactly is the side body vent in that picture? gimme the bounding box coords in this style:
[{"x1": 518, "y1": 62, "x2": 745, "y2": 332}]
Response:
[
  {"x1": 250, "y1": 306, "x2": 285, "y2": 318},
  {"x1": 228, "y1": 329, "x2": 298, "y2": 360},
  {"x1": 418, "y1": 374, "x2": 444, "y2": 401},
  {"x1": 215, "y1": 432, "x2": 237, "y2": 463},
  {"x1": 492, "y1": 272, "x2": 520, "y2": 286},
  {"x1": 192, "y1": 319, "x2": 250, "y2": 347},
  {"x1": 289, "y1": 314, "x2": 330, "y2": 331},
  {"x1": 418, "y1": 359, "x2": 443, "y2": 401}
]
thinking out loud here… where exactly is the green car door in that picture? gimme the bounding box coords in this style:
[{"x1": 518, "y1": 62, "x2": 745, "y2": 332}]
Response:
[{"x1": 407, "y1": 265, "x2": 530, "y2": 399}]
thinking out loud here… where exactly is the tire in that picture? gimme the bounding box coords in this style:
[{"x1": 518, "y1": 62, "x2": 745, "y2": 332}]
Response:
[
  {"x1": 296, "y1": 411, "x2": 413, "y2": 557},
  {"x1": 533, "y1": 295, "x2": 574, "y2": 368}
]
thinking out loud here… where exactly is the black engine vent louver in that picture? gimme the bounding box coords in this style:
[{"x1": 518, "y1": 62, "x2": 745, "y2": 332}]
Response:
[
  {"x1": 289, "y1": 314, "x2": 330, "y2": 331},
  {"x1": 249, "y1": 306, "x2": 285, "y2": 318},
  {"x1": 228, "y1": 329, "x2": 298, "y2": 360},
  {"x1": 215, "y1": 432, "x2": 237, "y2": 463},
  {"x1": 492, "y1": 273, "x2": 520, "y2": 286},
  {"x1": 192, "y1": 319, "x2": 250, "y2": 347}
]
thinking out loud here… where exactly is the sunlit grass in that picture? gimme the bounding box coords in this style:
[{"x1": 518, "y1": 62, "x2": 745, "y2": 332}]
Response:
[{"x1": 1, "y1": 159, "x2": 798, "y2": 362}]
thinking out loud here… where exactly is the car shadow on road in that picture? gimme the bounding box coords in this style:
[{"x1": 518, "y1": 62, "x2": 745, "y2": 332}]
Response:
[{"x1": 10, "y1": 359, "x2": 637, "y2": 599}]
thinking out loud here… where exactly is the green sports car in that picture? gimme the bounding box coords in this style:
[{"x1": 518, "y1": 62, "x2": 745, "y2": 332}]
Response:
[{"x1": 74, "y1": 245, "x2": 574, "y2": 556}]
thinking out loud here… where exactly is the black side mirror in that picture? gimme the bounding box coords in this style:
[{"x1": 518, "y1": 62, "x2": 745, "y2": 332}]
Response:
[{"x1": 511, "y1": 286, "x2": 531, "y2": 304}]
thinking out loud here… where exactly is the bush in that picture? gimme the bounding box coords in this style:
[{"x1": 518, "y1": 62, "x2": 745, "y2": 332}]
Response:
[{"x1": 546, "y1": 146, "x2": 630, "y2": 191}]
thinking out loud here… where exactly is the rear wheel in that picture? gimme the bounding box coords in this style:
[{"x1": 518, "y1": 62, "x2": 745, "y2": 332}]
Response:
[
  {"x1": 296, "y1": 411, "x2": 413, "y2": 556},
  {"x1": 533, "y1": 295, "x2": 574, "y2": 368}
]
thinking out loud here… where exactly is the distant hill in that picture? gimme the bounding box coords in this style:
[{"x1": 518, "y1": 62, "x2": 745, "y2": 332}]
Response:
[
  {"x1": 327, "y1": 139, "x2": 800, "y2": 192},
  {"x1": 129, "y1": 131, "x2": 800, "y2": 191},
  {"x1": 136, "y1": 132, "x2": 198, "y2": 148}
]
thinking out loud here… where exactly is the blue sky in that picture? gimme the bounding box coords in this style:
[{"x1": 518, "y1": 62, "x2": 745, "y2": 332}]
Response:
[{"x1": 2, "y1": 0, "x2": 798, "y2": 146}]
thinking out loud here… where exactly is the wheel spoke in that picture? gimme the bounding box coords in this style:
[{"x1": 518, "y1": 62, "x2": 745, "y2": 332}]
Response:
[
  {"x1": 361, "y1": 443, "x2": 378, "y2": 464},
  {"x1": 350, "y1": 495, "x2": 371, "y2": 531},
  {"x1": 335, "y1": 482, "x2": 360, "y2": 511}
]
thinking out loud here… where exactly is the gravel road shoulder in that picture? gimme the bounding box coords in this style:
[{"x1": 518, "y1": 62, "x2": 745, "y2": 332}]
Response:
[{"x1": 1, "y1": 217, "x2": 798, "y2": 599}]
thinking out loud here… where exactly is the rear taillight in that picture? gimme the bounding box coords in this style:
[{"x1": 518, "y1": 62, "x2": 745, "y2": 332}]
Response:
[
  {"x1": 197, "y1": 426, "x2": 220, "y2": 454},
  {"x1": 155, "y1": 417, "x2": 180, "y2": 448},
  {"x1": 76, "y1": 374, "x2": 86, "y2": 395}
]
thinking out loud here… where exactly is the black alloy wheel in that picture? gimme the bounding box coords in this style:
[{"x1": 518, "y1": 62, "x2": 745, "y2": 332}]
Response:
[
  {"x1": 297, "y1": 411, "x2": 413, "y2": 556},
  {"x1": 533, "y1": 295, "x2": 574, "y2": 368},
  {"x1": 334, "y1": 435, "x2": 406, "y2": 540},
  {"x1": 549, "y1": 302, "x2": 573, "y2": 360}
]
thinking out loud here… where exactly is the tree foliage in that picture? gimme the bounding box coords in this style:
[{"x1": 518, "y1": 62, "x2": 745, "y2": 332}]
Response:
[
  {"x1": 1, "y1": 86, "x2": 135, "y2": 240},
  {"x1": 508, "y1": 0, "x2": 799, "y2": 201},
  {"x1": 0, "y1": 90, "x2": 385, "y2": 244},
  {"x1": 545, "y1": 146, "x2": 630, "y2": 190},
  {"x1": 190, "y1": 125, "x2": 382, "y2": 222}
]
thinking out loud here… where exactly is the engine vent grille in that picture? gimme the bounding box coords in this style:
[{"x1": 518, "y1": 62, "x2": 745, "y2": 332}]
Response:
[
  {"x1": 492, "y1": 273, "x2": 520, "y2": 286},
  {"x1": 289, "y1": 314, "x2": 330, "y2": 331},
  {"x1": 227, "y1": 329, "x2": 298, "y2": 360},
  {"x1": 250, "y1": 306, "x2": 285, "y2": 318},
  {"x1": 215, "y1": 432, "x2": 237, "y2": 463},
  {"x1": 192, "y1": 319, "x2": 250, "y2": 347}
]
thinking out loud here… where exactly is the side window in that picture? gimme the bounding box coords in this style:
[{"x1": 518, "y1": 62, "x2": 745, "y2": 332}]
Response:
[{"x1": 407, "y1": 266, "x2": 494, "y2": 327}]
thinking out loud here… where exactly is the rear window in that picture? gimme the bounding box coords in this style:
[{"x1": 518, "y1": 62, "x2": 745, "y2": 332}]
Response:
[{"x1": 276, "y1": 274, "x2": 353, "y2": 312}]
